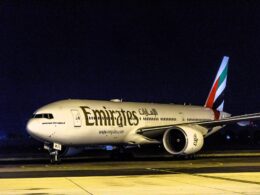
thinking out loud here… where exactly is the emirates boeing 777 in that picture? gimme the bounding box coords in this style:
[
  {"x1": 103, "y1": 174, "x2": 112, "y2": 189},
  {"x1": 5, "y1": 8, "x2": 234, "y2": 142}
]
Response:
[{"x1": 26, "y1": 56, "x2": 260, "y2": 163}]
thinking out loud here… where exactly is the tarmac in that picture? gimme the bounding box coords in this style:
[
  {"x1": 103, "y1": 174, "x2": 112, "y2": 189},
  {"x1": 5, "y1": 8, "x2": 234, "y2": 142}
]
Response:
[{"x1": 0, "y1": 151, "x2": 260, "y2": 194}]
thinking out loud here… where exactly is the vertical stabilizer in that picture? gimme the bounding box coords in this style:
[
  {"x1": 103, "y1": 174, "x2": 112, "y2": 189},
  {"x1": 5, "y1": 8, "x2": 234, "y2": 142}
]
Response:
[{"x1": 205, "y1": 56, "x2": 229, "y2": 111}]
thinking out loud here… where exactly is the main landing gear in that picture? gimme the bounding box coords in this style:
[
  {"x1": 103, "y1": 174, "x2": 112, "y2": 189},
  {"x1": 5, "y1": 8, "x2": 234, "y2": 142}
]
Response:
[
  {"x1": 176, "y1": 154, "x2": 196, "y2": 160},
  {"x1": 44, "y1": 142, "x2": 62, "y2": 164},
  {"x1": 110, "y1": 146, "x2": 133, "y2": 160}
]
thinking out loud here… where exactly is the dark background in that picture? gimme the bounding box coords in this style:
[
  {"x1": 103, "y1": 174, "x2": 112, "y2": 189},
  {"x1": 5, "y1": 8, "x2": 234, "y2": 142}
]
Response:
[{"x1": 0, "y1": 1, "x2": 260, "y2": 152}]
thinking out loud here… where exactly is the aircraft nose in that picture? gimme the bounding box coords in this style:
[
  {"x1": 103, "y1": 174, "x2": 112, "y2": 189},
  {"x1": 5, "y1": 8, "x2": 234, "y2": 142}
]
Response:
[
  {"x1": 26, "y1": 118, "x2": 54, "y2": 141},
  {"x1": 26, "y1": 119, "x2": 39, "y2": 138}
]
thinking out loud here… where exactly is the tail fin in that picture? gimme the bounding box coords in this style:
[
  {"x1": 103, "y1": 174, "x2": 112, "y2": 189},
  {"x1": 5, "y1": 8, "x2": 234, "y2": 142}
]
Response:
[{"x1": 205, "y1": 56, "x2": 229, "y2": 111}]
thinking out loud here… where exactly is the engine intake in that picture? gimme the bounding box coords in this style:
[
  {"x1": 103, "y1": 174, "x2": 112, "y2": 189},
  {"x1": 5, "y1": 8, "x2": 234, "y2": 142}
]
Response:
[{"x1": 162, "y1": 126, "x2": 204, "y2": 155}]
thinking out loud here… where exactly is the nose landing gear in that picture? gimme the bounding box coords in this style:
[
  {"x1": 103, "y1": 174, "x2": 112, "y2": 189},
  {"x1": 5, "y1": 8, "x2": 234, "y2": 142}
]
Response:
[
  {"x1": 44, "y1": 142, "x2": 62, "y2": 164},
  {"x1": 49, "y1": 150, "x2": 61, "y2": 164}
]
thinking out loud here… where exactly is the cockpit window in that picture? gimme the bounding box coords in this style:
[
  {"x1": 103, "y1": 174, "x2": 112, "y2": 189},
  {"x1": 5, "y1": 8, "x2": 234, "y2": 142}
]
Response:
[{"x1": 32, "y1": 113, "x2": 54, "y2": 119}]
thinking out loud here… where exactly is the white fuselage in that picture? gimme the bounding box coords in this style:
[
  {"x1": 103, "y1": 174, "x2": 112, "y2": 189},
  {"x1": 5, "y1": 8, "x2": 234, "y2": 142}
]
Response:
[{"x1": 26, "y1": 99, "x2": 228, "y2": 146}]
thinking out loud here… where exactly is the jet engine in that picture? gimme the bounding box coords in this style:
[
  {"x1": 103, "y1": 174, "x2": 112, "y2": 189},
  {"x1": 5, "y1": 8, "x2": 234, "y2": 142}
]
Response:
[{"x1": 162, "y1": 126, "x2": 204, "y2": 155}]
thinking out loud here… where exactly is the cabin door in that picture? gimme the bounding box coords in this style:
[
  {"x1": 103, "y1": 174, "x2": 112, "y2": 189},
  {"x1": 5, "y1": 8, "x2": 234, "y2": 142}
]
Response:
[
  {"x1": 71, "y1": 109, "x2": 82, "y2": 127},
  {"x1": 178, "y1": 111, "x2": 186, "y2": 123}
]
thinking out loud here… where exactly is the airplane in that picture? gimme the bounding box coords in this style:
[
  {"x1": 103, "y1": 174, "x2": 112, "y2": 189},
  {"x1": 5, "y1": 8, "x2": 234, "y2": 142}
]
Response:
[{"x1": 26, "y1": 56, "x2": 260, "y2": 163}]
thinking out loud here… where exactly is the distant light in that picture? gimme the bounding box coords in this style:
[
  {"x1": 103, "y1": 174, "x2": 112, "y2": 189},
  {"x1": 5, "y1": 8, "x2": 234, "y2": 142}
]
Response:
[
  {"x1": 105, "y1": 145, "x2": 113, "y2": 151},
  {"x1": 226, "y1": 135, "x2": 231, "y2": 140},
  {"x1": 0, "y1": 131, "x2": 7, "y2": 141},
  {"x1": 237, "y1": 121, "x2": 250, "y2": 127}
]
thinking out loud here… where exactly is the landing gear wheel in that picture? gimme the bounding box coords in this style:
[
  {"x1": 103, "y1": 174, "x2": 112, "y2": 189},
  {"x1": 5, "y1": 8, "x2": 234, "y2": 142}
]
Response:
[
  {"x1": 110, "y1": 146, "x2": 133, "y2": 160},
  {"x1": 49, "y1": 150, "x2": 61, "y2": 164},
  {"x1": 184, "y1": 154, "x2": 196, "y2": 160}
]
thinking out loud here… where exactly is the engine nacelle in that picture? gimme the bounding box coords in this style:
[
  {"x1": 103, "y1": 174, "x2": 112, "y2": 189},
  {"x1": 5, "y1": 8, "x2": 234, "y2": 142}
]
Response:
[{"x1": 162, "y1": 126, "x2": 204, "y2": 155}]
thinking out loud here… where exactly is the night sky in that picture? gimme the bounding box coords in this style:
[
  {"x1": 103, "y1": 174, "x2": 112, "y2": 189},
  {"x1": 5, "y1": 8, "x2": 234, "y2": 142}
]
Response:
[{"x1": 1, "y1": 1, "x2": 260, "y2": 136}]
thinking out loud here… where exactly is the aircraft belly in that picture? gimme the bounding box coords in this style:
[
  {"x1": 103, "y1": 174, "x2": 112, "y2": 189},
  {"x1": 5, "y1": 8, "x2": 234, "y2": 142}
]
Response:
[{"x1": 65, "y1": 126, "x2": 130, "y2": 145}]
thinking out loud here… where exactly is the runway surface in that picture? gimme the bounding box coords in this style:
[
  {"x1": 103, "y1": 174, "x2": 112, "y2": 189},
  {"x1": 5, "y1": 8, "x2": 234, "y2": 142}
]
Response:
[{"x1": 0, "y1": 154, "x2": 260, "y2": 194}]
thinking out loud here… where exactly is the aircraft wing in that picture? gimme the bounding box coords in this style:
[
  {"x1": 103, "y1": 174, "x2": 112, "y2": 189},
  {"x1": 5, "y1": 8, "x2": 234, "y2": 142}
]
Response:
[
  {"x1": 195, "y1": 112, "x2": 260, "y2": 127},
  {"x1": 136, "y1": 113, "x2": 260, "y2": 136}
]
